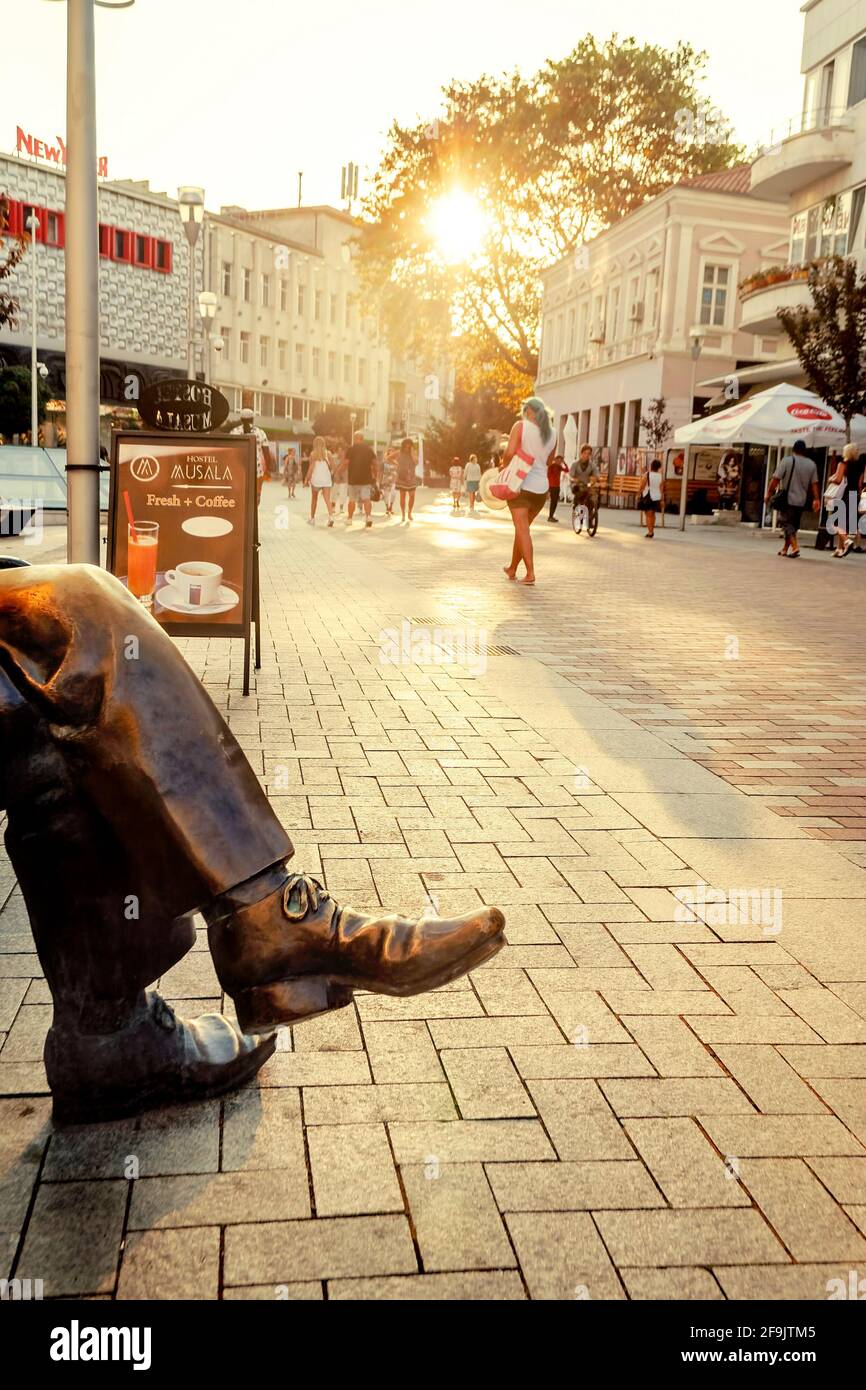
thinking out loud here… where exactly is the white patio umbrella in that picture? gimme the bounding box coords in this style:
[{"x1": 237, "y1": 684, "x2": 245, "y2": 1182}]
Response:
[{"x1": 671, "y1": 383, "x2": 866, "y2": 528}]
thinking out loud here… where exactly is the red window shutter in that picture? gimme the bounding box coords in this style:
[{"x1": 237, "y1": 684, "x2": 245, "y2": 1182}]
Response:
[{"x1": 98, "y1": 224, "x2": 111, "y2": 256}]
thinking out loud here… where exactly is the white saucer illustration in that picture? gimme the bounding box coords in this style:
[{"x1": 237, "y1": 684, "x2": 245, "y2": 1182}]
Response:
[
  {"x1": 156, "y1": 583, "x2": 240, "y2": 616},
  {"x1": 181, "y1": 516, "x2": 234, "y2": 538}
]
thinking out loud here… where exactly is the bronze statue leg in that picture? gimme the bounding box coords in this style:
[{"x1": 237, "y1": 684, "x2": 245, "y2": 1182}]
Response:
[{"x1": 0, "y1": 565, "x2": 505, "y2": 1122}]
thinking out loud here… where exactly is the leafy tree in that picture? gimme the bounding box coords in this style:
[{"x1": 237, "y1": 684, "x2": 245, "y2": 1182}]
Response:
[
  {"x1": 0, "y1": 366, "x2": 52, "y2": 442},
  {"x1": 0, "y1": 194, "x2": 26, "y2": 331},
  {"x1": 778, "y1": 255, "x2": 866, "y2": 438},
  {"x1": 422, "y1": 413, "x2": 498, "y2": 477},
  {"x1": 639, "y1": 397, "x2": 672, "y2": 453},
  {"x1": 311, "y1": 402, "x2": 353, "y2": 443},
  {"x1": 356, "y1": 34, "x2": 743, "y2": 400}
]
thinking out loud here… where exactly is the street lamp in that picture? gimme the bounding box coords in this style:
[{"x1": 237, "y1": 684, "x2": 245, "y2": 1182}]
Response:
[
  {"x1": 198, "y1": 289, "x2": 217, "y2": 382},
  {"x1": 24, "y1": 213, "x2": 41, "y2": 445},
  {"x1": 178, "y1": 187, "x2": 205, "y2": 379},
  {"x1": 45, "y1": 0, "x2": 135, "y2": 562}
]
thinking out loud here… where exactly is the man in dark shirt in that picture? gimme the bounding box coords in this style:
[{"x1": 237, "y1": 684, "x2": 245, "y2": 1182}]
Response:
[{"x1": 345, "y1": 431, "x2": 377, "y2": 528}]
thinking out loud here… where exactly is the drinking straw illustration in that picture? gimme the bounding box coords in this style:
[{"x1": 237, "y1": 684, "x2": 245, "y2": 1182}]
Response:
[{"x1": 123, "y1": 491, "x2": 138, "y2": 543}]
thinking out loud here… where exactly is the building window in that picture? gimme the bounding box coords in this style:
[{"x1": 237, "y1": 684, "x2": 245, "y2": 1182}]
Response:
[
  {"x1": 297, "y1": 284, "x2": 306, "y2": 315},
  {"x1": 329, "y1": 293, "x2": 337, "y2": 324},
  {"x1": 44, "y1": 211, "x2": 65, "y2": 247},
  {"x1": 239, "y1": 332, "x2": 251, "y2": 364},
  {"x1": 220, "y1": 327, "x2": 231, "y2": 358},
  {"x1": 222, "y1": 261, "x2": 233, "y2": 296},
  {"x1": 343, "y1": 355, "x2": 351, "y2": 383},
  {"x1": 607, "y1": 285, "x2": 621, "y2": 342},
  {"x1": 280, "y1": 278, "x2": 289, "y2": 312},
  {"x1": 112, "y1": 228, "x2": 133, "y2": 263},
  {"x1": 242, "y1": 267, "x2": 252, "y2": 303},
  {"x1": 261, "y1": 273, "x2": 271, "y2": 308},
  {"x1": 327, "y1": 350, "x2": 336, "y2": 380},
  {"x1": 98, "y1": 224, "x2": 111, "y2": 257},
  {"x1": 314, "y1": 289, "x2": 322, "y2": 321},
  {"x1": 133, "y1": 234, "x2": 152, "y2": 269},
  {"x1": 154, "y1": 239, "x2": 172, "y2": 272},
  {"x1": 699, "y1": 264, "x2": 729, "y2": 327},
  {"x1": 278, "y1": 339, "x2": 288, "y2": 371},
  {"x1": 645, "y1": 268, "x2": 659, "y2": 326},
  {"x1": 577, "y1": 301, "x2": 589, "y2": 352},
  {"x1": 358, "y1": 359, "x2": 366, "y2": 386},
  {"x1": 312, "y1": 346, "x2": 321, "y2": 376},
  {"x1": 848, "y1": 36, "x2": 866, "y2": 108},
  {"x1": 259, "y1": 336, "x2": 270, "y2": 368},
  {"x1": 345, "y1": 296, "x2": 352, "y2": 328},
  {"x1": 295, "y1": 343, "x2": 305, "y2": 374}
]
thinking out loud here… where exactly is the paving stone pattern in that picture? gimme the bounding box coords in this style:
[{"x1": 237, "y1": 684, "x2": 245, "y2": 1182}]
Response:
[{"x1": 1, "y1": 491, "x2": 865, "y2": 1300}]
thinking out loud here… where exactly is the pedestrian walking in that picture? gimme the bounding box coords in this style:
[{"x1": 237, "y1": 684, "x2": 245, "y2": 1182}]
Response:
[
  {"x1": 283, "y1": 450, "x2": 297, "y2": 498},
  {"x1": 825, "y1": 443, "x2": 866, "y2": 558},
  {"x1": 231, "y1": 408, "x2": 269, "y2": 505},
  {"x1": 637, "y1": 458, "x2": 665, "y2": 537},
  {"x1": 304, "y1": 436, "x2": 335, "y2": 527},
  {"x1": 396, "y1": 438, "x2": 418, "y2": 523},
  {"x1": 382, "y1": 449, "x2": 398, "y2": 515},
  {"x1": 766, "y1": 440, "x2": 820, "y2": 558},
  {"x1": 501, "y1": 396, "x2": 555, "y2": 586},
  {"x1": 449, "y1": 457, "x2": 463, "y2": 512},
  {"x1": 546, "y1": 453, "x2": 567, "y2": 523},
  {"x1": 345, "y1": 429, "x2": 377, "y2": 528},
  {"x1": 464, "y1": 454, "x2": 481, "y2": 513},
  {"x1": 331, "y1": 447, "x2": 348, "y2": 513}
]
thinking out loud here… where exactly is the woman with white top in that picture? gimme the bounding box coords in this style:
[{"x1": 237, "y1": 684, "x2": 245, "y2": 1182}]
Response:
[
  {"x1": 501, "y1": 397, "x2": 556, "y2": 585},
  {"x1": 464, "y1": 454, "x2": 482, "y2": 513},
  {"x1": 638, "y1": 458, "x2": 665, "y2": 538},
  {"x1": 304, "y1": 436, "x2": 335, "y2": 527}
]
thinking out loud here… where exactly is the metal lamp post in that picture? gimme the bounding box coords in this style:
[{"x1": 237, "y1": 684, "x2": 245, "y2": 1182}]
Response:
[
  {"x1": 45, "y1": 0, "x2": 134, "y2": 563},
  {"x1": 198, "y1": 290, "x2": 217, "y2": 382},
  {"x1": 24, "y1": 213, "x2": 40, "y2": 445},
  {"x1": 178, "y1": 187, "x2": 205, "y2": 379}
]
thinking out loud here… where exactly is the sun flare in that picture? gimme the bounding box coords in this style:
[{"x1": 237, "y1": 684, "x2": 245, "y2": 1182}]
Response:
[{"x1": 427, "y1": 191, "x2": 489, "y2": 265}]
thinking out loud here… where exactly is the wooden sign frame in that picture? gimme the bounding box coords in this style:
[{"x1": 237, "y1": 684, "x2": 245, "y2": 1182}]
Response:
[{"x1": 107, "y1": 430, "x2": 261, "y2": 694}]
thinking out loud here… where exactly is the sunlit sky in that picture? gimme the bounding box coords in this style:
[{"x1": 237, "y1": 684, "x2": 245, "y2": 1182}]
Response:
[{"x1": 3, "y1": 0, "x2": 804, "y2": 213}]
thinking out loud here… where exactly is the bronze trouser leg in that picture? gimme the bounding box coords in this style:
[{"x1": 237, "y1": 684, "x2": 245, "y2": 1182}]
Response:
[
  {"x1": 0, "y1": 565, "x2": 292, "y2": 1025},
  {"x1": 0, "y1": 565, "x2": 292, "y2": 927}
]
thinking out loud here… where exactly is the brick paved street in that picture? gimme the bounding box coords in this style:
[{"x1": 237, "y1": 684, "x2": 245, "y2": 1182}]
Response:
[{"x1": 2, "y1": 487, "x2": 866, "y2": 1301}]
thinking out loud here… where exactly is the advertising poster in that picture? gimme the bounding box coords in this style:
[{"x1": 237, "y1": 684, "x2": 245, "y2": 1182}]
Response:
[{"x1": 108, "y1": 431, "x2": 256, "y2": 639}]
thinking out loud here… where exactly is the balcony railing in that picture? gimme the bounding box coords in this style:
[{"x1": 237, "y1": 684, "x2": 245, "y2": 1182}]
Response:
[
  {"x1": 757, "y1": 106, "x2": 852, "y2": 156},
  {"x1": 538, "y1": 329, "x2": 657, "y2": 384},
  {"x1": 737, "y1": 263, "x2": 812, "y2": 301}
]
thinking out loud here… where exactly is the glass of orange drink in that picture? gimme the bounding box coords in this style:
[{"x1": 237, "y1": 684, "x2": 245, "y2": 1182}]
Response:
[{"x1": 127, "y1": 521, "x2": 159, "y2": 607}]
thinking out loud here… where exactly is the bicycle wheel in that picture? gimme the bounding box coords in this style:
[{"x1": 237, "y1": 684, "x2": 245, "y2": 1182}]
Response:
[
  {"x1": 571, "y1": 504, "x2": 583, "y2": 535},
  {"x1": 587, "y1": 502, "x2": 599, "y2": 537}
]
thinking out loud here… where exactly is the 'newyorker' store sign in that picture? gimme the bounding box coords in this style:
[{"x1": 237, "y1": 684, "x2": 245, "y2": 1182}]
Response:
[{"x1": 15, "y1": 125, "x2": 109, "y2": 177}]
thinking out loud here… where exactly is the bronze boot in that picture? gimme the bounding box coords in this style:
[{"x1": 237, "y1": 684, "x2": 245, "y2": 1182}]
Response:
[
  {"x1": 206, "y1": 872, "x2": 506, "y2": 1033},
  {"x1": 47, "y1": 992, "x2": 276, "y2": 1125}
]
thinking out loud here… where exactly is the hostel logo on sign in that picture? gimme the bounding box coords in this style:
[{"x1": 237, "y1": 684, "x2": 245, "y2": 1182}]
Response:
[
  {"x1": 130, "y1": 455, "x2": 159, "y2": 482},
  {"x1": 787, "y1": 403, "x2": 832, "y2": 421}
]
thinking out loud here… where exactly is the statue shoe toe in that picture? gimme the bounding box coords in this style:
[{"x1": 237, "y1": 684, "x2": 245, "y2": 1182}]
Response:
[
  {"x1": 48, "y1": 992, "x2": 275, "y2": 1125},
  {"x1": 210, "y1": 874, "x2": 506, "y2": 1034}
]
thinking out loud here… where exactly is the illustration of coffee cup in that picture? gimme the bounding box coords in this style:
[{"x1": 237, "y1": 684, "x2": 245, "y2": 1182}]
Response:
[{"x1": 164, "y1": 560, "x2": 223, "y2": 607}]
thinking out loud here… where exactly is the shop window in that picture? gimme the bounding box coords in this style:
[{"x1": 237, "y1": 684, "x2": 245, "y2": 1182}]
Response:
[{"x1": 153, "y1": 239, "x2": 172, "y2": 272}]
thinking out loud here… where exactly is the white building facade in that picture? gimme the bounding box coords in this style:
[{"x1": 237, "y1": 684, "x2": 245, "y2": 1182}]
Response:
[
  {"x1": 0, "y1": 149, "x2": 188, "y2": 432},
  {"x1": 537, "y1": 170, "x2": 790, "y2": 455},
  {"x1": 735, "y1": 0, "x2": 866, "y2": 378}
]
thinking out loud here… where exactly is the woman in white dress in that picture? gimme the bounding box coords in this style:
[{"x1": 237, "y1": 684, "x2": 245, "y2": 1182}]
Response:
[
  {"x1": 501, "y1": 396, "x2": 555, "y2": 585},
  {"x1": 304, "y1": 435, "x2": 334, "y2": 527}
]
